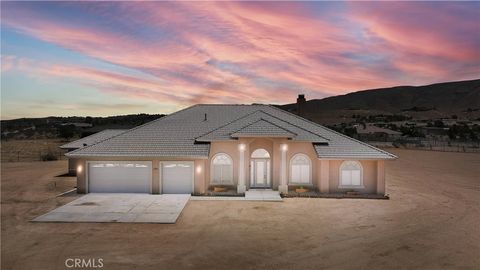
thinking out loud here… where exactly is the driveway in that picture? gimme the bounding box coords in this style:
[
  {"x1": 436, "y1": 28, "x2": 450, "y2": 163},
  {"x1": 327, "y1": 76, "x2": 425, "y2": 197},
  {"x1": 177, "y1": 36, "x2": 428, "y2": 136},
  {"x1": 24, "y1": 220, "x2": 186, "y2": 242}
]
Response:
[{"x1": 33, "y1": 194, "x2": 190, "y2": 223}]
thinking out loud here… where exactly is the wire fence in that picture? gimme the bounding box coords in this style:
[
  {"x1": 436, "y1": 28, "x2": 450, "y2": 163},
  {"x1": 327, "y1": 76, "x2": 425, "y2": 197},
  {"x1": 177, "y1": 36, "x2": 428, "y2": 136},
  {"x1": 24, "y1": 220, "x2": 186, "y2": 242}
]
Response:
[{"x1": 367, "y1": 139, "x2": 480, "y2": 153}]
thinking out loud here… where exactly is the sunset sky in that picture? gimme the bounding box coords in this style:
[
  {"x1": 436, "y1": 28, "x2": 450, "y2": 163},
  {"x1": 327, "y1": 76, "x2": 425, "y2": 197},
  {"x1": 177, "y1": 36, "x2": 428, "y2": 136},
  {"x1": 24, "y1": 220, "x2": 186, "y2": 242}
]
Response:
[{"x1": 1, "y1": 1, "x2": 479, "y2": 120}]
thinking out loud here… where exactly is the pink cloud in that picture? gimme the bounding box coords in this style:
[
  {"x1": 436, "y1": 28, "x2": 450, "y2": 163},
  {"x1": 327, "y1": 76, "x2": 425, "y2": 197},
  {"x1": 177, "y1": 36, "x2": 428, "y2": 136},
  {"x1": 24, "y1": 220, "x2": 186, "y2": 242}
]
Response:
[{"x1": 2, "y1": 1, "x2": 479, "y2": 111}]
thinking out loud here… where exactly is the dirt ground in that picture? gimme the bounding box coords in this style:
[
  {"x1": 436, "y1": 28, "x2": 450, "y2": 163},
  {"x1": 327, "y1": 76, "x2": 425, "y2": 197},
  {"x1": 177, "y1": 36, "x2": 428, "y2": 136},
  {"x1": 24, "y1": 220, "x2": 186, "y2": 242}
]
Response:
[
  {"x1": 1, "y1": 149, "x2": 479, "y2": 269},
  {"x1": 1, "y1": 139, "x2": 67, "y2": 162}
]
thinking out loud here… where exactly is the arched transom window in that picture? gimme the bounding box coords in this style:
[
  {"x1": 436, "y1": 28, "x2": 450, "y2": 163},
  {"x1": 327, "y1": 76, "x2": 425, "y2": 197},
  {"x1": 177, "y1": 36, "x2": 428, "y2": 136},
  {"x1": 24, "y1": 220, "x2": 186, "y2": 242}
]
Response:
[
  {"x1": 290, "y1": 154, "x2": 311, "y2": 184},
  {"x1": 211, "y1": 153, "x2": 233, "y2": 184},
  {"x1": 251, "y1": 149, "x2": 270, "y2": 158},
  {"x1": 339, "y1": 161, "x2": 363, "y2": 187}
]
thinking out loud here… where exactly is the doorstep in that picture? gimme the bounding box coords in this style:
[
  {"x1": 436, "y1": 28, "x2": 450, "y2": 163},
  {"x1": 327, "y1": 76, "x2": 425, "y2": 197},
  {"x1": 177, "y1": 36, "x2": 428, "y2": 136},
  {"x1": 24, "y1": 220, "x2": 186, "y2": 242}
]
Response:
[{"x1": 191, "y1": 190, "x2": 282, "y2": 202}]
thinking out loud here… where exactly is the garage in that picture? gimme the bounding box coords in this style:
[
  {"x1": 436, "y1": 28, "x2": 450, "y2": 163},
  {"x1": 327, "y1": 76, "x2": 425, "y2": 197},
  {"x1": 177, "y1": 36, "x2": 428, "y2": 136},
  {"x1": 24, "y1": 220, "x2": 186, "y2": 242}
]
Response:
[
  {"x1": 88, "y1": 161, "x2": 152, "y2": 193},
  {"x1": 161, "y1": 161, "x2": 194, "y2": 194}
]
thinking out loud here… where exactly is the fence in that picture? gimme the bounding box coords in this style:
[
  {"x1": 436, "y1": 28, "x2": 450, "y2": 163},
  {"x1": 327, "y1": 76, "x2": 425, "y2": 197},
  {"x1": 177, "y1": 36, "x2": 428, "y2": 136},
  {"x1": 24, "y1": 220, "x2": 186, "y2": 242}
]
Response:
[{"x1": 367, "y1": 138, "x2": 480, "y2": 153}]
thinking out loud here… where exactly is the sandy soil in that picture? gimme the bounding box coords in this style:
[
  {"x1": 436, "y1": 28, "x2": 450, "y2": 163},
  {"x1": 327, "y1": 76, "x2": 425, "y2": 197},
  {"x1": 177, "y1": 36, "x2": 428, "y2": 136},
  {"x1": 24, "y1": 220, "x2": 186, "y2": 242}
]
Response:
[
  {"x1": 1, "y1": 139, "x2": 67, "y2": 162},
  {"x1": 1, "y1": 149, "x2": 479, "y2": 269}
]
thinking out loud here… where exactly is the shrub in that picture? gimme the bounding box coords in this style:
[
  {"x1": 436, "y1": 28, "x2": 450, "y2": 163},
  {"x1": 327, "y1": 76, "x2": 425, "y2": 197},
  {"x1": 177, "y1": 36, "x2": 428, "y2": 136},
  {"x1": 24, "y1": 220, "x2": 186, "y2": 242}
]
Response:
[{"x1": 41, "y1": 152, "x2": 58, "y2": 161}]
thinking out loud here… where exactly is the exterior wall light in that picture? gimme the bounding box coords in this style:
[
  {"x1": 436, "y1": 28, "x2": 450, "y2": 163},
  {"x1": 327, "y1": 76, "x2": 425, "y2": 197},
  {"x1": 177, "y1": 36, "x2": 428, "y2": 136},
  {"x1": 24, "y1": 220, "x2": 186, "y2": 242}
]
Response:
[
  {"x1": 196, "y1": 165, "x2": 202, "y2": 174},
  {"x1": 238, "y1": 143, "x2": 246, "y2": 151},
  {"x1": 77, "y1": 165, "x2": 83, "y2": 173},
  {"x1": 281, "y1": 144, "x2": 288, "y2": 152}
]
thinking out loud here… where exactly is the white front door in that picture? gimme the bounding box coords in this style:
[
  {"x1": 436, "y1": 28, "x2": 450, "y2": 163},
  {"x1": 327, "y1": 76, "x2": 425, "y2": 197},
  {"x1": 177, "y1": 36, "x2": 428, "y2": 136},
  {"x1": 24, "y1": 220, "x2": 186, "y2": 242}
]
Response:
[{"x1": 251, "y1": 158, "x2": 271, "y2": 188}]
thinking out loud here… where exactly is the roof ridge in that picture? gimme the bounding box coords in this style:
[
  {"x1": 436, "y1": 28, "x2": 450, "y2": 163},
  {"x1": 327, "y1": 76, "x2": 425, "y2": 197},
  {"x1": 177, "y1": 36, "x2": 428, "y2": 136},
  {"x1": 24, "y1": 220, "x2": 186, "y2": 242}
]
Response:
[
  {"x1": 60, "y1": 129, "x2": 127, "y2": 149},
  {"x1": 230, "y1": 118, "x2": 298, "y2": 136},
  {"x1": 66, "y1": 105, "x2": 199, "y2": 156},
  {"x1": 267, "y1": 105, "x2": 397, "y2": 159},
  {"x1": 257, "y1": 109, "x2": 330, "y2": 142},
  {"x1": 194, "y1": 108, "x2": 263, "y2": 141}
]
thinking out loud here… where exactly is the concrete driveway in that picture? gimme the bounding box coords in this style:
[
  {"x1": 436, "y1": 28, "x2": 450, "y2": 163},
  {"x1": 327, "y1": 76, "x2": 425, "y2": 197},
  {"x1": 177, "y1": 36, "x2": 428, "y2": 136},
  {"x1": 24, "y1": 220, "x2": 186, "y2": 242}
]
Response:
[{"x1": 33, "y1": 194, "x2": 190, "y2": 223}]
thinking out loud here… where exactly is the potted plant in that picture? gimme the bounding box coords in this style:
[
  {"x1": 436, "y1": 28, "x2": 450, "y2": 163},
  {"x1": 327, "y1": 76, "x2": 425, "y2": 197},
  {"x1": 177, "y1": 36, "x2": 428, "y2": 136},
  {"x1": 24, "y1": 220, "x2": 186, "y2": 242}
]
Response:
[
  {"x1": 295, "y1": 186, "x2": 309, "y2": 193},
  {"x1": 213, "y1": 186, "x2": 227, "y2": 192}
]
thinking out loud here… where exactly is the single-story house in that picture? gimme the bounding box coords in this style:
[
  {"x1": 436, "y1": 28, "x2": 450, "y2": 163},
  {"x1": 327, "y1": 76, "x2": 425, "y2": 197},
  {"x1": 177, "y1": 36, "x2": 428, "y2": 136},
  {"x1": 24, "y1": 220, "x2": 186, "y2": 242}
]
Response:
[
  {"x1": 67, "y1": 104, "x2": 396, "y2": 195},
  {"x1": 60, "y1": 129, "x2": 127, "y2": 175},
  {"x1": 355, "y1": 124, "x2": 402, "y2": 141}
]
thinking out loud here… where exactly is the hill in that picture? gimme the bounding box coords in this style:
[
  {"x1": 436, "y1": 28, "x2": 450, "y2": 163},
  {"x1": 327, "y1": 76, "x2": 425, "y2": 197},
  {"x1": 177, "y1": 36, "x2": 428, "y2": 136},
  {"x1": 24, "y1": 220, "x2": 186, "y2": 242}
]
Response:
[{"x1": 279, "y1": 79, "x2": 480, "y2": 124}]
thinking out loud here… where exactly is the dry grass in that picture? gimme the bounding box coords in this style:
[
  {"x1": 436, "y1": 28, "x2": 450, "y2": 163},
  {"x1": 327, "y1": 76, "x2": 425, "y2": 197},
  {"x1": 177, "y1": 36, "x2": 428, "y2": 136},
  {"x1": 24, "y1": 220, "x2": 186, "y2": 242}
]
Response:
[
  {"x1": 1, "y1": 150, "x2": 479, "y2": 269},
  {"x1": 0, "y1": 139, "x2": 67, "y2": 162}
]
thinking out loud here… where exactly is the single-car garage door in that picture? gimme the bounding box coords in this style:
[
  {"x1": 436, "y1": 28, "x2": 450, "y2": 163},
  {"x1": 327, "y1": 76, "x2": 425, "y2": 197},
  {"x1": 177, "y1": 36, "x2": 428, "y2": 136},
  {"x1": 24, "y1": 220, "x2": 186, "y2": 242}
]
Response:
[
  {"x1": 162, "y1": 161, "x2": 194, "y2": 194},
  {"x1": 88, "y1": 161, "x2": 152, "y2": 193}
]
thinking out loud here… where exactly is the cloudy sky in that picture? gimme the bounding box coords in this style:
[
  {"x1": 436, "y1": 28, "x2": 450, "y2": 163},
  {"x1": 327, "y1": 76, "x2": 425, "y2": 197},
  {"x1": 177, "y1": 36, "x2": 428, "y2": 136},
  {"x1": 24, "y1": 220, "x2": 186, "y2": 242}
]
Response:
[{"x1": 1, "y1": 2, "x2": 479, "y2": 119}]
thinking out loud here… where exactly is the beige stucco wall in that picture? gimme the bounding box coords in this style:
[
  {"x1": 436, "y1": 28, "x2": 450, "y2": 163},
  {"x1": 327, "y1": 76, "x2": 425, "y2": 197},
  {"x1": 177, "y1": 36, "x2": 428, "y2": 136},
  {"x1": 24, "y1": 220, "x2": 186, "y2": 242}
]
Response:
[
  {"x1": 328, "y1": 160, "x2": 379, "y2": 194},
  {"x1": 207, "y1": 138, "x2": 319, "y2": 190},
  {"x1": 75, "y1": 141, "x2": 388, "y2": 195}
]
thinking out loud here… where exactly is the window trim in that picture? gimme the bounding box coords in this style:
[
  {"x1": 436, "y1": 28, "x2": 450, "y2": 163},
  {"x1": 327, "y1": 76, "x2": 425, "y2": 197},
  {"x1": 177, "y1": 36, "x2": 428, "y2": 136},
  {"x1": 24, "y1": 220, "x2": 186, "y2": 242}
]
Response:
[
  {"x1": 210, "y1": 153, "x2": 234, "y2": 185},
  {"x1": 338, "y1": 160, "x2": 365, "y2": 189},
  {"x1": 288, "y1": 153, "x2": 312, "y2": 185}
]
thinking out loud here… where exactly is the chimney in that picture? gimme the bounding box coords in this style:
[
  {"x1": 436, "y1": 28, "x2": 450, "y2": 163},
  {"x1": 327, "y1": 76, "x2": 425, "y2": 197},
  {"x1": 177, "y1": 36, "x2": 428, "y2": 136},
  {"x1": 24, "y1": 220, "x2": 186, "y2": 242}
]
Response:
[{"x1": 296, "y1": 94, "x2": 306, "y2": 116}]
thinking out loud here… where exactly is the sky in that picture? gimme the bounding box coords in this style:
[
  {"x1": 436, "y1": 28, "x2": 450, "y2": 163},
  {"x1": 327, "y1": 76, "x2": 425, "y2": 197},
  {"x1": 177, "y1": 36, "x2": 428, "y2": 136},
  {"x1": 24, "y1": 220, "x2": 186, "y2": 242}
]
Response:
[{"x1": 1, "y1": 1, "x2": 479, "y2": 120}]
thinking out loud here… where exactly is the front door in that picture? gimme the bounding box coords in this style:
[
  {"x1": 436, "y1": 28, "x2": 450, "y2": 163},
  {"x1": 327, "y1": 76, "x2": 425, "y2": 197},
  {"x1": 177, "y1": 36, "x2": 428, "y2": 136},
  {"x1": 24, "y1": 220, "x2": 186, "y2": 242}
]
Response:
[{"x1": 251, "y1": 158, "x2": 271, "y2": 188}]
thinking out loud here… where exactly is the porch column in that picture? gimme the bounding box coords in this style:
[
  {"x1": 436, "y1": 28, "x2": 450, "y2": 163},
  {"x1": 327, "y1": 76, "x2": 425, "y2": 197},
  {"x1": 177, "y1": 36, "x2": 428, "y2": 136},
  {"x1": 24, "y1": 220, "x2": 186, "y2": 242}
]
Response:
[
  {"x1": 376, "y1": 160, "x2": 386, "y2": 195},
  {"x1": 279, "y1": 143, "x2": 288, "y2": 194},
  {"x1": 237, "y1": 143, "x2": 246, "y2": 194}
]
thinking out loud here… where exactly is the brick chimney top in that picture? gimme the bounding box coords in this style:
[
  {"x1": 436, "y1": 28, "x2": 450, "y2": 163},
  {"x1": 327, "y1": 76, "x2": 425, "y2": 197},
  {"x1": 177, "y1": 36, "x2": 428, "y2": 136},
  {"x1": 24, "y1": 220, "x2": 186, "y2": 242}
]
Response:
[{"x1": 296, "y1": 94, "x2": 306, "y2": 116}]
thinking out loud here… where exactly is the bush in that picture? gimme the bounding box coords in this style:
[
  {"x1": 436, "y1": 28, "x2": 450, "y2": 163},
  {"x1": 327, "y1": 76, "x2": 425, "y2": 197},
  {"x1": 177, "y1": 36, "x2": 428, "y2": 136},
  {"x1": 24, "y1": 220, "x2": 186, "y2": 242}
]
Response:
[{"x1": 41, "y1": 152, "x2": 58, "y2": 161}]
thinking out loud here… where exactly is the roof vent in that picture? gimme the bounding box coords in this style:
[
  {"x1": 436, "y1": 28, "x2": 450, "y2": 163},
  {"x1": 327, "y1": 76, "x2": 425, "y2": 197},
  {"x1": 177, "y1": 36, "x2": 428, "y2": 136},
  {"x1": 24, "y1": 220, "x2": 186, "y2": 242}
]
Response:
[
  {"x1": 83, "y1": 143, "x2": 88, "y2": 147},
  {"x1": 204, "y1": 113, "x2": 207, "y2": 121}
]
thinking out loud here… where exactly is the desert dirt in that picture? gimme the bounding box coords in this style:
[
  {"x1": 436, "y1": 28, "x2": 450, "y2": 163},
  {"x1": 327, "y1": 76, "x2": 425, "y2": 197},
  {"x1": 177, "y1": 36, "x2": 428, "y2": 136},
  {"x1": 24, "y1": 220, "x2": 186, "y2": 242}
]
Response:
[
  {"x1": 1, "y1": 139, "x2": 67, "y2": 162},
  {"x1": 1, "y1": 149, "x2": 479, "y2": 269}
]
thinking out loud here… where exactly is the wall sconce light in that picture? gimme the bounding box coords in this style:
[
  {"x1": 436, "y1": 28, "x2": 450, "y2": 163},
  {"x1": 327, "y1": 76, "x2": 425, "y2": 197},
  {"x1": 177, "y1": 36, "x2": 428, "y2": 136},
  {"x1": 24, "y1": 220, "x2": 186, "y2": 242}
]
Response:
[
  {"x1": 281, "y1": 144, "x2": 288, "y2": 152},
  {"x1": 77, "y1": 165, "x2": 83, "y2": 173},
  {"x1": 196, "y1": 165, "x2": 202, "y2": 173},
  {"x1": 238, "y1": 143, "x2": 246, "y2": 151}
]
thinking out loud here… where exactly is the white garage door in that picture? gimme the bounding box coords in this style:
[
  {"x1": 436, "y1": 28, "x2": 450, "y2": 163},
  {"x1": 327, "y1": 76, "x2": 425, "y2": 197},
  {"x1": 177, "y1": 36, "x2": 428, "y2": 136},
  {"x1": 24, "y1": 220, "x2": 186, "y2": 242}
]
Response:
[
  {"x1": 88, "y1": 161, "x2": 152, "y2": 193},
  {"x1": 162, "y1": 161, "x2": 193, "y2": 194}
]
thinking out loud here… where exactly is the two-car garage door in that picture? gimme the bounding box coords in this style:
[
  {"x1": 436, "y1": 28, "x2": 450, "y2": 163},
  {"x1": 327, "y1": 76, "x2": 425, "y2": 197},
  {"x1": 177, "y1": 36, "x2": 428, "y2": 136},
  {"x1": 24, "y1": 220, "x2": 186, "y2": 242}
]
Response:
[
  {"x1": 87, "y1": 161, "x2": 193, "y2": 194},
  {"x1": 88, "y1": 162, "x2": 152, "y2": 193}
]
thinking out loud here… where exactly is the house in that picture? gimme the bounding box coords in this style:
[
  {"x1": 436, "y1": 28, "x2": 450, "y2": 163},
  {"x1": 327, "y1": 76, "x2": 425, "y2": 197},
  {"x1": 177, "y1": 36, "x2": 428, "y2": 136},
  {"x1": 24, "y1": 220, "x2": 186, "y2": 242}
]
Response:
[
  {"x1": 66, "y1": 104, "x2": 396, "y2": 195},
  {"x1": 355, "y1": 124, "x2": 402, "y2": 141},
  {"x1": 60, "y1": 129, "x2": 127, "y2": 175}
]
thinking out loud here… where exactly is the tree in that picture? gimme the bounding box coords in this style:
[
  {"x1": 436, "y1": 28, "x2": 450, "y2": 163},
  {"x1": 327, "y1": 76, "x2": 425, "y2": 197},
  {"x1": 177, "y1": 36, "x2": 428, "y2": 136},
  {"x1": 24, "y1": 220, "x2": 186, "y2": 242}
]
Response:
[{"x1": 58, "y1": 125, "x2": 76, "y2": 139}]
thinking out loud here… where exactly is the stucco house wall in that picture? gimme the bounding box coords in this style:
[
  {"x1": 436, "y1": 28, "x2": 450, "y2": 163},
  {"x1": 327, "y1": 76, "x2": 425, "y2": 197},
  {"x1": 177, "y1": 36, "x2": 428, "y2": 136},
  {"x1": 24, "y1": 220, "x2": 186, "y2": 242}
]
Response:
[{"x1": 328, "y1": 160, "x2": 378, "y2": 194}]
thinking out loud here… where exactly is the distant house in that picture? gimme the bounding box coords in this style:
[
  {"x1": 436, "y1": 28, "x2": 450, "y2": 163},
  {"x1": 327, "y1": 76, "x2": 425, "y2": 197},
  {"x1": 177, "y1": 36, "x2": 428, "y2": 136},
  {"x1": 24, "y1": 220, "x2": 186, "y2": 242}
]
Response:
[
  {"x1": 420, "y1": 127, "x2": 449, "y2": 138},
  {"x1": 60, "y1": 129, "x2": 127, "y2": 175},
  {"x1": 355, "y1": 124, "x2": 402, "y2": 141},
  {"x1": 61, "y1": 122, "x2": 93, "y2": 128}
]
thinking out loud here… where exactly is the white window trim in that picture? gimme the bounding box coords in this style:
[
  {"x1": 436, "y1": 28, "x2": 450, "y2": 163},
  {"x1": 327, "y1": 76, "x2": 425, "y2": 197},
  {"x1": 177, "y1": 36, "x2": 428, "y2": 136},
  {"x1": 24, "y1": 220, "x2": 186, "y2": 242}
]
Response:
[
  {"x1": 210, "y1": 153, "x2": 234, "y2": 185},
  {"x1": 288, "y1": 153, "x2": 312, "y2": 185},
  {"x1": 338, "y1": 160, "x2": 365, "y2": 189}
]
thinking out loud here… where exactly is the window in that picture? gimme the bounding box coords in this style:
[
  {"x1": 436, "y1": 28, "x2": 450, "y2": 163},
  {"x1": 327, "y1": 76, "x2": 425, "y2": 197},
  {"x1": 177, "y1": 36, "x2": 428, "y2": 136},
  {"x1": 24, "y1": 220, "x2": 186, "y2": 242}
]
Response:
[
  {"x1": 339, "y1": 161, "x2": 363, "y2": 187},
  {"x1": 289, "y1": 154, "x2": 311, "y2": 184},
  {"x1": 211, "y1": 153, "x2": 233, "y2": 184}
]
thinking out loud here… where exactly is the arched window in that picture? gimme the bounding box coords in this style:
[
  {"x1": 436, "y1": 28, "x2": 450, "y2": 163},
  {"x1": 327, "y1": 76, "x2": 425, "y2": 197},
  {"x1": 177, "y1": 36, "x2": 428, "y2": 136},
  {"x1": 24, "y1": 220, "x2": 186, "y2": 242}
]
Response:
[
  {"x1": 339, "y1": 161, "x2": 363, "y2": 187},
  {"x1": 251, "y1": 149, "x2": 270, "y2": 158},
  {"x1": 211, "y1": 153, "x2": 233, "y2": 184},
  {"x1": 289, "y1": 154, "x2": 311, "y2": 184}
]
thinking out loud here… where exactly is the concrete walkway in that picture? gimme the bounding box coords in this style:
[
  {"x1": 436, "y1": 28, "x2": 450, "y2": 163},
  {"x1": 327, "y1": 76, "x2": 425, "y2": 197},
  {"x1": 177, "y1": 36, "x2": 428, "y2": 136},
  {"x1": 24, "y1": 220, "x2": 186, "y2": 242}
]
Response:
[
  {"x1": 190, "y1": 190, "x2": 282, "y2": 201},
  {"x1": 33, "y1": 194, "x2": 190, "y2": 224}
]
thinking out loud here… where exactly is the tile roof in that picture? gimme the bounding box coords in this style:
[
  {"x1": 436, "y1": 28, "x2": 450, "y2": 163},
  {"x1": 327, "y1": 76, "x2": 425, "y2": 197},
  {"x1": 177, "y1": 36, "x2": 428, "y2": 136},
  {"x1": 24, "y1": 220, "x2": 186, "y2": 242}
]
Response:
[
  {"x1": 60, "y1": 129, "x2": 128, "y2": 149},
  {"x1": 67, "y1": 105, "x2": 396, "y2": 159},
  {"x1": 231, "y1": 119, "x2": 296, "y2": 138}
]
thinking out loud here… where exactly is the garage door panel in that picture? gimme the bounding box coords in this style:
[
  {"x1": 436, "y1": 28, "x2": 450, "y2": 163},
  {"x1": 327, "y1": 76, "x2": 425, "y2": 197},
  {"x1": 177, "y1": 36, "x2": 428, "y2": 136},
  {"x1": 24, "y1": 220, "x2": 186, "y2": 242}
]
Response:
[
  {"x1": 162, "y1": 162, "x2": 193, "y2": 194},
  {"x1": 88, "y1": 162, "x2": 152, "y2": 193}
]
